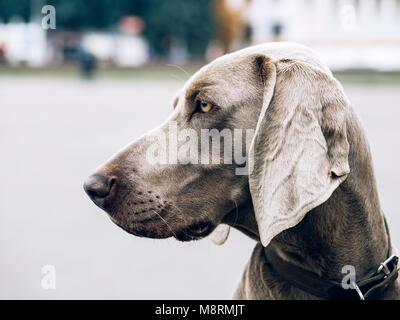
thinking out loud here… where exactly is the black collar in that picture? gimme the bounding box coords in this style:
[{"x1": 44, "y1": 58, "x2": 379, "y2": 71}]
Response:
[{"x1": 264, "y1": 217, "x2": 399, "y2": 300}]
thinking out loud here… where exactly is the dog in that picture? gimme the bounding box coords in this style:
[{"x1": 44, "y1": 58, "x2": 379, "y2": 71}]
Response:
[{"x1": 84, "y1": 42, "x2": 399, "y2": 299}]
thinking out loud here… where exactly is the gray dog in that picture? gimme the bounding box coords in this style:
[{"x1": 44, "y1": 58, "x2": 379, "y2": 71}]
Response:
[{"x1": 84, "y1": 42, "x2": 399, "y2": 300}]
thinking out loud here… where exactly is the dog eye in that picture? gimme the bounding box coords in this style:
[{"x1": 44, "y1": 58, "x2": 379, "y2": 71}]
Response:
[{"x1": 197, "y1": 100, "x2": 213, "y2": 113}]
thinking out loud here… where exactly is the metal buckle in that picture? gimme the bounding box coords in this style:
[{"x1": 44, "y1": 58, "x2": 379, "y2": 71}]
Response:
[
  {"x1": 351, "y1": 255, "x2": 399, "y2": 300},
  {"x1": 377, "y1": 255, "x2": 399, "y2": 277}
]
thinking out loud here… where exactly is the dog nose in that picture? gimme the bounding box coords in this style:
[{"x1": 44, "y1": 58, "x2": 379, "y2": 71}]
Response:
[{"x1": 84, "y1": 173, "x2": 116, "y2": 208}]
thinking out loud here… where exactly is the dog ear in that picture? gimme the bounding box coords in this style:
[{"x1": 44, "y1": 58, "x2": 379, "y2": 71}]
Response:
[{"x1": 249, "y1": 57, "x2": 350, "y2": 247}]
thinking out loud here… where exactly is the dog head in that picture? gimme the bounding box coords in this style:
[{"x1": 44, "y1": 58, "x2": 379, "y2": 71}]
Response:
[{"x1": 84, "y1": 42, "x2": 350, "y2": 246}]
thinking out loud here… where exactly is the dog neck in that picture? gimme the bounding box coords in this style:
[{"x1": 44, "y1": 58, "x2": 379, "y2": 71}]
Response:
[{"x1": 225, "y1": 108, "x2": 390, "y2": 281}]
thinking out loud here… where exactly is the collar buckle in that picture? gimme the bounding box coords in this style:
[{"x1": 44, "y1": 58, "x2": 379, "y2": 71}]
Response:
[{"x1": 377, "y1": 255, "x2": 399, "y2": 277}]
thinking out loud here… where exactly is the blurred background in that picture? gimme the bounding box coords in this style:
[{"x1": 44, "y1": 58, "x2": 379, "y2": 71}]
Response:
[
  {"x1": 1, "y1": 0, "x2": 400, "y2": 70},
  {"x1": 0, "y1": 0, "x2": 399, "y2": 299}
]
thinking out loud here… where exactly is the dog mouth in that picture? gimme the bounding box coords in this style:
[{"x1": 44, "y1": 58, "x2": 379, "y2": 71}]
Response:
[
  {"x1": 109, "y1": 209, "x2": 214, "y2": 241},
  {"x1": 175, "y1": 221, "x2": 214, "y2": 241}
]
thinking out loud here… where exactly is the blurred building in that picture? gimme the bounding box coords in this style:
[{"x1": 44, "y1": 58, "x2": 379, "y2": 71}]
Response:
[
  {"x1": 81, "y1": 16, "x2": 149, "y2": 67},
  {"x1": 0, "y1": 16, "x2": 149, "y2": 67},
  {"x1": 1, "y1": 1, "x2": 400, "y2": 70},
  {"x1": 0, "y1": 22, "x2": 47, "y2": 66},
  {"x1": 247, "y1": 0, "x2": 400, "y2": 70}
]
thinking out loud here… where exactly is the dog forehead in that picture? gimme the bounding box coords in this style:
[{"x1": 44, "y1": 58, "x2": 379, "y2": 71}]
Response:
[
  {"x1": 206, "y1": 42, "x2": 331, "y2": 77},
  {"x1": 176, "y1": 42, "x2": 332, "y2": 107},
  {"x1": 187, "y1": 42, "x2": 329, "y2": 83},
  {"x1": 181, "y1": 55, "x2": 257, "y2": 97}
]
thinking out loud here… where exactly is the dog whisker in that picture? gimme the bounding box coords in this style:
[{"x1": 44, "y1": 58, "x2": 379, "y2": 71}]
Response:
[
  {"x1": 166, "y1": 64, "x2": 191, "y2": 79},
  {"x1": 150, "y1": 209, "x2": 177, "y2": 238}
]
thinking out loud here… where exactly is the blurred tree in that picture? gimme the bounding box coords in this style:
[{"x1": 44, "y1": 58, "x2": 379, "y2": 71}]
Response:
[
  {"x1": 214, "y1": 0, "x2": 249, "y2": 53},
  {"x1": 0, "y1": 0, "x2": 215, "y2": 58},
  {"x1": 143, "y1": 0, "x2": 215, "y2": 58},
  {"x1": 0, "y1": 0, "x2": 31, "y2": 22}
]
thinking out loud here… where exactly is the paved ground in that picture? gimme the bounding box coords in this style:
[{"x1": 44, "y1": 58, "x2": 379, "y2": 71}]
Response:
[{"x1": 0, "y1": 76, "x2": 399, "y2": 299}]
